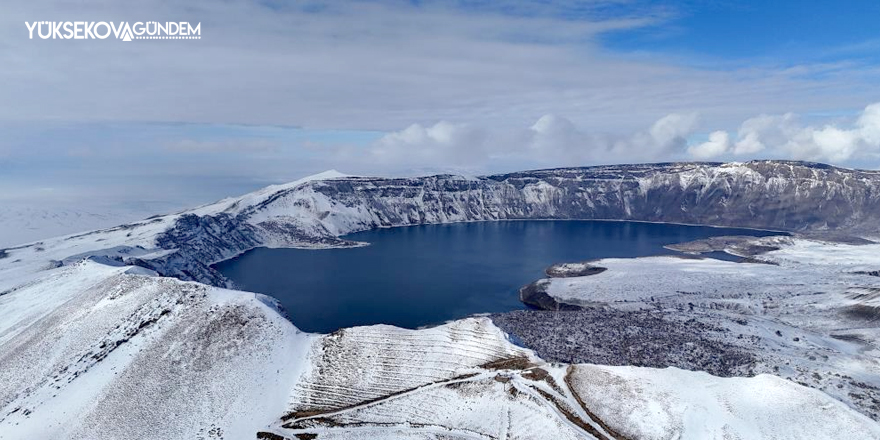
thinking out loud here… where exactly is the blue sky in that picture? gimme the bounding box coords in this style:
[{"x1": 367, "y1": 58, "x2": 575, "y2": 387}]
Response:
[
  {"x1": 603, "y1": 1, "x2": 880, "y2": 63},
  {"x1": 1, "y1": 0, "x2": 879, "y2": 223}
]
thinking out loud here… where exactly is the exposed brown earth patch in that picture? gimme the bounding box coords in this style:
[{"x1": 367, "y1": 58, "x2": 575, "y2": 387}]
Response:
[
  {"x1": 256, "y1": 432, "x2": 289, "y2": 440},
  {"x1": 480, "y1": 356, "x2": 535, "y2": 371}
]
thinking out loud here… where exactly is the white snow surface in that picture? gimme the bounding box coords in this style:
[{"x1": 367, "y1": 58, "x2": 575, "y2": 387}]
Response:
[
  {"x1": 545, "y1": 239, "x2": 880, "y2": 321},
  {"x1": 0, "y1": 169, "x2": 350, "y2": 277},
  {"x1": 540, "y1": 238, "x2": 880, "y2": 422},
  {"x1": 0, "y1": 261, "x2": 311, "y2": 440},
  {"x1": 0, "y1": 205, "x2": 162, "y2": 248},
  {"x1": 187, "y1": 169, "x2": 351, "y2": 217},
  {"x1": 1, "y1": 252, "x2": 879, "y2": 438},
  {"x1": 569, "y1": 365, "x2": 880, "y2": 440},
  {"x1": 1, "y1": 166, "x2": 880, "y2": 438}
]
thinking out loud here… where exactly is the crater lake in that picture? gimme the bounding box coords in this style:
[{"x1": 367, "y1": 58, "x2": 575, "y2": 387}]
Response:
[{"x1": 214, "y1": 220, "x2": 779, "y2": 333}]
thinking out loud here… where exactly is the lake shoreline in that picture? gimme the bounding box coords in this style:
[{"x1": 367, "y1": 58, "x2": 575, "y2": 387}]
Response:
[{"x1": 216, "y1": 221, "x2": 781, "y2": 333}]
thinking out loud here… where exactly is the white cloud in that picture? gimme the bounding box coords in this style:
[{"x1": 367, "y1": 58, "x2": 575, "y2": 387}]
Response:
[
  {"x1": 688, "y1": 131, "x2": 730, "y2": 159},
  {"x1": 527, "y1": 112, "x2": 699, "y2": 163},
  {"x1": 860, "y1": 104, "x2": 880, "y2": 145},
  {"x1": 687, "y1": 103, "x2": 880, "y2": 163},
  {"x1": 649, "y1": 113, "x2": 699, "y2": 150},
  {"x1": 733, "y1": 114, "x2": 796, "y2": 155},
  {"x1": 1, "y1": 0, "x2": 878, "y2": 134},
  {"x1": 526, "y1": 114, "x2": 581, "y2": 158},
  {"x1": 349, "y1": 112, "x2": 702, "y2": 174},
  {"x1": 369, "y1": 121, "x2": 487, "y2": 168},
  {"x1": 369, "y1": 103, "x2": 880, "y2": 172}
]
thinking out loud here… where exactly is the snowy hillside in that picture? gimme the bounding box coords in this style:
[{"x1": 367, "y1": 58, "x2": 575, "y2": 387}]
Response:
[
  {"x1": 267, "y1": 322, "x2": 880, "y2": 439},
  {"x1": 0, "y1": 261, "x2": 311, "y2": 439},
  {"x1": 0, "y1": 205, "x2": 159, "y2": 248},
  {"x1": 500, "y1": 237, "x2": 880, "y2": 420},
  {"x1": 2, "y1": 161, "x2": 880, "y2": 438},
  {"x1": 1, "y1": 260, "x2": 878, "y2": 439},
  {"x1": 5, "y1": 160, "x2": 879, "y2": 290},
  {"x1": 127, "y1": 160, "x2": 880, "y2": 286}
]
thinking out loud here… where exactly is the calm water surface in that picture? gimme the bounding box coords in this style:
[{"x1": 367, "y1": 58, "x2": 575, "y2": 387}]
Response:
[{"x1": 214, "y1": 221, "x2": 778, "y2": 332}]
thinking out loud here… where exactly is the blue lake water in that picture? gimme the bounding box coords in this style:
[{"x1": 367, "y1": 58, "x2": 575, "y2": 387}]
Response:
[{"x1": 214, "y1": 221, "x2": 779, "y2": 333}]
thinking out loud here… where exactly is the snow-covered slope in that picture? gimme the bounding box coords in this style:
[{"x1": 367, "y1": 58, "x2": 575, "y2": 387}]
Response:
[
  {"x1": 0, "y1": 260, "x2": 311, "y2": 440},
  {"x1": 569, "y1": 365, "x2": 880, "y2": 440},
  {"x1": 500, "y1": 237, "x2": 880, "y2": 421},
  {"x1": 263, "y1": 317, "x2": 880, "y2": 440},
  {"x1": 2, "y1": 239, "x2": 879, "y2": 438},
  {"x1": 0, "y1": 205, "x2": 159, "y2": 248},
  {"x1": 6, "y1": 160, "x2": 880, "y2": 289},
  {"x1": 2, "y1": 161, "x2": 880, "y2": 438},
  {"x1": 4, "y1": 259, "x2": 874, "y2": 440}
]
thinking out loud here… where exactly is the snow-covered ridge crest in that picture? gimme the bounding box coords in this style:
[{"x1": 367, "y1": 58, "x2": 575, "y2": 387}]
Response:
[
  {"x1": 3, "y1": 163, "x2": 880, "y2": 438},
  {"x1": 0, "y1": 260, "x2": 312, "y2": 439},
  {"x1": 4, "y1": 160, "x2": 880, "y2": 288},
  {"x1": 240, "y1": 160, "x2": 880, "y2": 242},
  {"x1": 3, "y1": 260, "x2": 877, "y2": 439},
  {"x1": 187, "y1": 169, "x2": 351, "y2": 217},
  {"x1": 164, "y1": 160, "x2": 880, "y2": 285}
]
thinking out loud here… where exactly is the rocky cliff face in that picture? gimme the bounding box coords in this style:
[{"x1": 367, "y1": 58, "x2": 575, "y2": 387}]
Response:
[
  {"x1": 308, "y1": 161, "x2": 880, "y2": 231},
  {"x1": 4, "y1": 161, "x2": 880, "y2": 437},
  {"x1": 147, "y1": 161, "x2": 880, "y2": 285}
]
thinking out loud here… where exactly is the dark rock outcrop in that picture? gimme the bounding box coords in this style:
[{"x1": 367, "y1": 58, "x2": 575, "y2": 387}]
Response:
[
  {"x1": 492, "y1": 308, "x2": 756, "y2": 377},
  {"x1": 519, "y1": 280, "x2": 582, "y2": 311},
  {"x1": 545, "y1": 262, "x2": 607, "y2": 278}
]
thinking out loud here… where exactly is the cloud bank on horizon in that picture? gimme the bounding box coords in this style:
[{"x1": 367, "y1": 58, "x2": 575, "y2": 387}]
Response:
[
  {"x1": 2, "y1": 0, "x2": 880, "y2": 220},
  {"x1": 689, "y1": 103, "x2": 880, "y2": 163},
  {"x1": 365, "y1": 103, "x2": 880, "y2": 172}
]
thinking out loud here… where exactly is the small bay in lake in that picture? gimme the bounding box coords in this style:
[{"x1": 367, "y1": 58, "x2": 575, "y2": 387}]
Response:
[{"x1": 214, "y1": 221, "x2": 779, "y2": 333}]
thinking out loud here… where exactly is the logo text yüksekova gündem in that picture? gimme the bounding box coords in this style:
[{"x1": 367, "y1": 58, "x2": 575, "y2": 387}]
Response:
[{"x1": 25, "y1": 21, "x2": 201, "y2": 41}]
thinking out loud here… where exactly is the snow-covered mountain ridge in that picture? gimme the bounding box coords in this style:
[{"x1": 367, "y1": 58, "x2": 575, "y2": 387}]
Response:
[
  {"x1": 3, "y1": 258, "x2": 879, "y2": 439},
  {"x1": 10, "y1": 160, "x2": 874, "y2": 288},
  {"x1": 3, "y1": 161, "x2": 880, "y2": 438},
  {"x1": 156, "y1": 160, "x2": 880, "y2": 285}
]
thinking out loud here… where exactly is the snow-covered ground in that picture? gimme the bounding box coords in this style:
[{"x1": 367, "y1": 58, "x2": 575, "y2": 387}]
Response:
[
  {"x1": 1, "y1": 163, "x2": 880, "y2": 438},
  {"x1": 0, "y1": 260, "x2": 311, "y2": 439},
  {"x1": 0, "y1": 204, "x2": 180, "y2": 249},
  {"x1": 1, "y1": 238, "x2": 879, "y2": 438},
  {"x1": 570, "y1": 365, "x2": 880, "y2": 440},
  {"x1": 4, "y1": 161, "x2": 880, "y2": 291},
  {"x1": 266, "y1": 315, "x2": 880, "y2": 439},
  {"x1": 527, "y1": 238, "x2": 880, "y2": 421}
]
